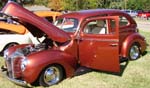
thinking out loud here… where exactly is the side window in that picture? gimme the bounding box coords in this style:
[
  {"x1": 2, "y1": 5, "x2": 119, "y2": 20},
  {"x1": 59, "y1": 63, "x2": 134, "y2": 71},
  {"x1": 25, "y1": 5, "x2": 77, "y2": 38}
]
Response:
[
  {"x1": 84, "y1": 19, "x2": 107, "y2": 34},
  {"x1": 84, "y1": 19, "x2": 116, "y2": 34},
  {"x1": 109, "y1": 19, "x2": 117, "y2": 34},
  {"x1": 119, "y1": 16, "x2": 129, "y2": 27}
]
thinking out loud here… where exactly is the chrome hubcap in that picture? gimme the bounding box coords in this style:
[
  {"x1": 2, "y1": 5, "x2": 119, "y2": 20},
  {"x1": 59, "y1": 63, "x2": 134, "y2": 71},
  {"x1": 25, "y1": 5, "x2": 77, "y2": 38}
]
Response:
[
  {"x1": 44, "y1": 66, "x2": 60, "y2": 85},
  {"x1": 130, "y1": 45, "x2": 140, "y2": 60}
]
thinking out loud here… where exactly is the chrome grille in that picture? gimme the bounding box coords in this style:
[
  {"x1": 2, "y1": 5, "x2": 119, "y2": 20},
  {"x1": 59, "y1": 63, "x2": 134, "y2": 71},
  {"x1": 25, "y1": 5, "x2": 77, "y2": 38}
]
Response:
[
  {"x1": 6, "y1": 57, "x2": 13, "y2": 78},
  {"x1": 5, "y1": 56, "x2": 22, "y2": 78}
]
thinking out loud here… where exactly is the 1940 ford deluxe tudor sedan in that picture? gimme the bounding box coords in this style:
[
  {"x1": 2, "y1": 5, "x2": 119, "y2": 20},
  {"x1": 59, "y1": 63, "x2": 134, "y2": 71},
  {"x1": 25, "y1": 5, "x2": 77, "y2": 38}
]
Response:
[{"x1": 1, "y1": 1, "x2": 146, "y2": 87}]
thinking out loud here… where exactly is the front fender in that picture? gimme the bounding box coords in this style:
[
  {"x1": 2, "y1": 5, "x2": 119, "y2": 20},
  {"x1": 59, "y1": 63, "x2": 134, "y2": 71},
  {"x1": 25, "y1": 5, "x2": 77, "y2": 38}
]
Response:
[
  {"x1": 121, "y1": 33, "x2": 146, "y2": 58},
  {"x1": 5, "y1": 44, "x2": 32, "y2": 56},
  {"x1": 23, "y1": 49, "x2": 77, "y2": 83}
]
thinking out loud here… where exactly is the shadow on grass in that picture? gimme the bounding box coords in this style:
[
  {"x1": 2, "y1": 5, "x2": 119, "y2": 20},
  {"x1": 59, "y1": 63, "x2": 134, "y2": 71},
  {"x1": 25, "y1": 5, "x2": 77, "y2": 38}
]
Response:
[
  {"x1": 74, "y1": 61, "x2": 129, "y2": 77},
  {"x1": 104, "y1": 61, "x2": 129, "y2": 76}
]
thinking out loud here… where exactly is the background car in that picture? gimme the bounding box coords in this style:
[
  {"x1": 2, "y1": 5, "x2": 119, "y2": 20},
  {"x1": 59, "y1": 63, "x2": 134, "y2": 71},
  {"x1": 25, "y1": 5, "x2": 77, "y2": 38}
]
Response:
[
  {"x1": 0, "y1": 10, "x2": 62, "y2": 55},
  {"x1": 122, "y1": 10, "x2": 138, "y2": 17},
  {"x1": 138, "y1": 11, "x2": 150, "y2": 20},
  {"x1": 34, "y1": 10, "x2": 62, "y2": 23},
  {"x1": 0, "y1": 21, "x2": 38, "y2": 55}
]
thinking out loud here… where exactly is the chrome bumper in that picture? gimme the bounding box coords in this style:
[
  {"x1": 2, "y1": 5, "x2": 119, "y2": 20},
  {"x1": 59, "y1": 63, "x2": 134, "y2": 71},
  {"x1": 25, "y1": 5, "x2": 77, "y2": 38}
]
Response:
[{"x1": 1, "y1": 66, "x2": 31, "y2": 87}]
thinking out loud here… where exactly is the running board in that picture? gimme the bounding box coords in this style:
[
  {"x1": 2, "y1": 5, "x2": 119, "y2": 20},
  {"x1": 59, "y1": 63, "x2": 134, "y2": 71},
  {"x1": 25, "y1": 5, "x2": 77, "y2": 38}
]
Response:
[{"x1": 120, "y1": 57, "x2": 128, "y2": 63}]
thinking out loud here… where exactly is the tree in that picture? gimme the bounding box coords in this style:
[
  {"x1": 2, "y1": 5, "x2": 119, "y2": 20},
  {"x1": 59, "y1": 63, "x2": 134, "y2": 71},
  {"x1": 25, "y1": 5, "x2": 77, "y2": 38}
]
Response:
[
  {"x1": 142, "y1": 0, "x2": 150, "y2": 11},
  {"x1": 64, "y1": 0, "x2": 106, "y2": 10},
  {"x1": 34, "y1": 0, "x2": 48, "y2": 6},
  {"x1": 86, "y1": 0, "x2": 101, "y2": 9},
  {"x1": 47, "y1": 0, "x2": 64, "y2": 11},
  {"x1": 1, "y1": 0, "x2": 149, "y2": 11},
  {"x1": 0, "y1": 0, "x2": 7, "y2": 9}
]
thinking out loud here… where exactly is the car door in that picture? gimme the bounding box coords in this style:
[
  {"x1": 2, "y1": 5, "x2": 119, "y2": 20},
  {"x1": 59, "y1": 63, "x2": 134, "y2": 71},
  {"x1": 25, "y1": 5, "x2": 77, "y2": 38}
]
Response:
[{"x1": 79, "y1": 16, "x2": 120, "y2": 72}]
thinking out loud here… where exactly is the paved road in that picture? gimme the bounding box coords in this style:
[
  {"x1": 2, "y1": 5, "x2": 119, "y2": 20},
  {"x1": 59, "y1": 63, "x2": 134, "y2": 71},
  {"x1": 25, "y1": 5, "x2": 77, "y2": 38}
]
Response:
[
  {"x1": 25, "y1": 5, "x2": 50, "y2": 11},
  {"x1": 135, "y1": 19, "x2": 150, "y2": 32}
]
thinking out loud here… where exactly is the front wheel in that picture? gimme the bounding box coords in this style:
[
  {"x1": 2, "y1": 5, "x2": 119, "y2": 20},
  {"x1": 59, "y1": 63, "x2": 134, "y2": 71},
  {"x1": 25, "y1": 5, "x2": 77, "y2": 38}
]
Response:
[
  {"x1": 39, "y1": 65, "x2": 64, "y2": 87},
  {"x1": 128, "y1": 43, "x2": 140, "y2": 60}
]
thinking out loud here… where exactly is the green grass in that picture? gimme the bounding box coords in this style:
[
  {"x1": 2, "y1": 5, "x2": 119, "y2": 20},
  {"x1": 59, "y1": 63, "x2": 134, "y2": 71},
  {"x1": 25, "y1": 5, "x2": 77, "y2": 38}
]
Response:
[{"x1": 0, "y1": 30, "x2": 150, "y2": 88}]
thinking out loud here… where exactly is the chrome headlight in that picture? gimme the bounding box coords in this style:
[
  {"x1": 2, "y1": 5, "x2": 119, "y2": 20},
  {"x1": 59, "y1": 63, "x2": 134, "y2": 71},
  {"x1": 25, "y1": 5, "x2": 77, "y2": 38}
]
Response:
[
  {"x1": 21, "y1": 58, "x2": 28, "y2": 71},
  {"x1": 3, "y1": 49, "x2": 8, "y2": 59}
]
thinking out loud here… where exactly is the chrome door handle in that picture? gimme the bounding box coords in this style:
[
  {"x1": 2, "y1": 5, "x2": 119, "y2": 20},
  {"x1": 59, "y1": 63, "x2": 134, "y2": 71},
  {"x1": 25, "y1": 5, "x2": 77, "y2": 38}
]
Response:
[{"x1": 110, "y1": 43, "x2": 118, "y2": 47}]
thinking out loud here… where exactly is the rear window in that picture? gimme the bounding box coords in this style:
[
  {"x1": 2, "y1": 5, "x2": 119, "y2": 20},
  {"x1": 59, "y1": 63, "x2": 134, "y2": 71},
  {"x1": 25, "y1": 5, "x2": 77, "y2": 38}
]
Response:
[{"x1": 119, "y1": 16, "x2": 129, "y2": 27}]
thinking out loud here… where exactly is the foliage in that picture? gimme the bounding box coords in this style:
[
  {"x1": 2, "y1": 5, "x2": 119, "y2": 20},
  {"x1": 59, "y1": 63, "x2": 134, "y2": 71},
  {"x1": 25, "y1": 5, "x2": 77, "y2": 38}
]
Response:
[
  {"x1": 142, "y1": 0, "x2": 150, "y2": 11},
  {"x1": 47, "y1": 0, "x2": 64, "y2": 11},
  {"x1": 35, "y1": 0, "x2": 150, "y2": 11},
  {"x1": 109, "y1": 1, "x2": 122, "y2": 9},
  {"x1": 127, "y1": 0, "x2": 150, "y2": 11},
  {"x1": 0, "y1": 0, "x2": 7, "y2": 9},
  {"x1": 0, "y1": 0, "x2": 150, "y2": 11},
  {"x1": 33, "y1": 0, "x2": 48, "y2": 6}
]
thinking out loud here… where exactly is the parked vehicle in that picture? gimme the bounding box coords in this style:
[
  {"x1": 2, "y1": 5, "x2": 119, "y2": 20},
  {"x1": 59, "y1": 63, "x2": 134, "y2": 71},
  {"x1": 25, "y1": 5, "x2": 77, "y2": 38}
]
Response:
[
  {"x1": 0, "y1": 22, "x2": 36, "y2": 55},
  {"x1": 138, "y1": 11, "x2": 150, "y2": 19},
  {"x1": 1, "y1": 1, "x2": 146, "y2": 87},
  {"x1": 0, "y1": 10, "x2": 62, "y2": 55},
  {"x1": 122, "y1": 10, "x2": 138, "y2": 17},
  {"x1": 34, "y1": 10, "x2": 62, "y2": 23}
]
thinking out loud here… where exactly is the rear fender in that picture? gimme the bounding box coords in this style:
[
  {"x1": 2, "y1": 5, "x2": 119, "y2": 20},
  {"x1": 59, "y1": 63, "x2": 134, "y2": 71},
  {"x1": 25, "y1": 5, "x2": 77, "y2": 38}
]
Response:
[{"x1": 121, "y1": 33, "x2": 146, "y2": 57}]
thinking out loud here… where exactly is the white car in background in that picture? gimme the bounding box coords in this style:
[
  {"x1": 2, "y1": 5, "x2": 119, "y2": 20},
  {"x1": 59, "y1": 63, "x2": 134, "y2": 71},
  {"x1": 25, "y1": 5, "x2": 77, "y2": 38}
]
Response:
[
  {"x1": 122, "y1": 10, "x2": 138, "y2": 17},
  {"x1": 0, "y1": 29, "x2": 39, "y2": 55},
  {"x1": 0, "y1": 10, "x2": 62, "y2": 55}
]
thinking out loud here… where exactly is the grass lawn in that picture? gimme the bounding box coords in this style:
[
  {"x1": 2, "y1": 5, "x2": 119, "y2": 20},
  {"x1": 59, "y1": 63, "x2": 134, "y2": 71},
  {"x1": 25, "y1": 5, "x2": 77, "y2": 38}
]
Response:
[{"x1": 0, "y1": 30, "x2": 150, "y2": 88}]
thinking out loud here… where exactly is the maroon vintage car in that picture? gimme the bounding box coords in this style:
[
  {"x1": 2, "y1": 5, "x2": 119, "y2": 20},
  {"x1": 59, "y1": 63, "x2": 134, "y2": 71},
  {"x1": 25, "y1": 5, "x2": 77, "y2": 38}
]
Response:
[{"x1": 1, "y1": 1, "x2": 146, "y2": 87}]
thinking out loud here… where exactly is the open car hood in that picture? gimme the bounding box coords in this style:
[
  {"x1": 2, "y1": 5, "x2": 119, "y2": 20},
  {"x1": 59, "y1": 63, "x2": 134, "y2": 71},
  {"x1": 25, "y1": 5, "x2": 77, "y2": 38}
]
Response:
[{"x1": 1, "y1": 1, "x2": 70, "y2": 42}]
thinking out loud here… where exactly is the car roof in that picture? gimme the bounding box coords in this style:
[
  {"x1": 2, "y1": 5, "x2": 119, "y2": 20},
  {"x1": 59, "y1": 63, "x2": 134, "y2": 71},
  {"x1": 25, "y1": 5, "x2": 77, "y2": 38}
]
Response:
[
  {"x1": 60, "y1": 9, "x2": 127, "y2": 19},
  {"x1": 59, "y1": 9, "x2": 136, "y2": 25}
]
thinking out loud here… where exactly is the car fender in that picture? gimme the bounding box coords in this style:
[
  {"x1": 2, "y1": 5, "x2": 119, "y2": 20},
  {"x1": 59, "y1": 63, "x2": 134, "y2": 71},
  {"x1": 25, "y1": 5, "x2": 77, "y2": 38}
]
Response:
[
  {"x1": 3, "y1": 44, "x2": 32, "y2": 57},
  {"x1": 121, "y1": 33, "x2": 146, "y2": 58},
  {"x1": 23, "y1": 49, "x2": 77, "y2": 83}
]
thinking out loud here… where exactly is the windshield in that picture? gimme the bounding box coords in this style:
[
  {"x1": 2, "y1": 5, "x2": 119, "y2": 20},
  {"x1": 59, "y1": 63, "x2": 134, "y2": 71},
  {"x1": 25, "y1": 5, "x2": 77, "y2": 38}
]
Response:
[{"x1": 54, "y1": 18, "x2": 78, "y2": 32}]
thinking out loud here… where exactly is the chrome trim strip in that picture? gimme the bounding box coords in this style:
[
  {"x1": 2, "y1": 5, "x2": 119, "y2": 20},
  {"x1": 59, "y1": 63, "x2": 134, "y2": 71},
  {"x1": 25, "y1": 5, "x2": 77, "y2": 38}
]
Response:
[{"x1": 80, "y1": 38, "x2": 119, "y2": 42}]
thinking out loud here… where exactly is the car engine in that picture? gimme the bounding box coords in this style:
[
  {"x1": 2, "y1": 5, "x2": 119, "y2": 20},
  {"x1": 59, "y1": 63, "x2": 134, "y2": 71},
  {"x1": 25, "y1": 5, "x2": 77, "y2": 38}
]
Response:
[{"x1": 18, "y1": 43, "x2": 47, "y2": 56}]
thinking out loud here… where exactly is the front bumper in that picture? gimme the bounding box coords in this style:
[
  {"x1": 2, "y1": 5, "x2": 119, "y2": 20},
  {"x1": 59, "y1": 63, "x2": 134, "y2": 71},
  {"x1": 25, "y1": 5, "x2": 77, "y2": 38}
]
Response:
[{"x1": 1, "y1": 65, "x2": 31, "y2": 87}]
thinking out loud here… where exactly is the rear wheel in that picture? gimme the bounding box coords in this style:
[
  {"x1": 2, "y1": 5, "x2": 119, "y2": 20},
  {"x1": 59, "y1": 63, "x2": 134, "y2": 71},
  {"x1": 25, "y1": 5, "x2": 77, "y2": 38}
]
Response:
[
  {"x1": 128, "y1": 43, "x2": 140, "y2": 60},
  {"x1": 39, "y1": 65, "x2": 64, "y2": 87}
]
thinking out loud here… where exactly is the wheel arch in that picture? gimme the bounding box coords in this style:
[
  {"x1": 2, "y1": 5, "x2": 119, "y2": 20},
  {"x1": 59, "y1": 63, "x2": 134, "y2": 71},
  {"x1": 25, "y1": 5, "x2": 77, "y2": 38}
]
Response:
[
  {"x1": 1, "y1": 42, "x2": 19, "y2": 55},
  {"x1": 121, "y1": 33, "x2": 144, "y2": 58},
  {"x1": 3, "y1": 42, "x2": 19, "y2": 49},
  {"x1": 31, "y1": 63, "x2": 66, "y2": 86},
  {"x1": 24, "y1": 50, "x2": 77, "y2": 84},
  {"x1": 38, "y1": 63, "x2": 66, "y2": 81}
]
